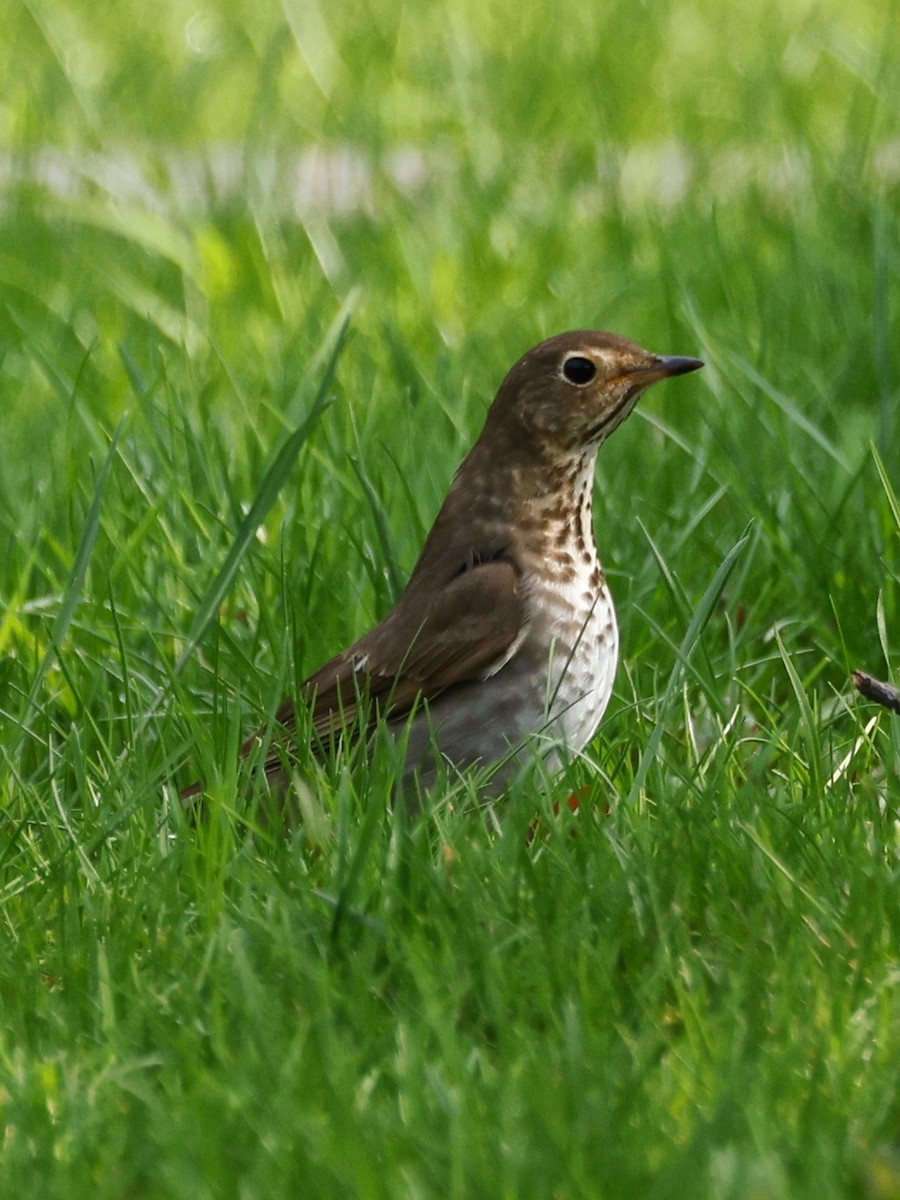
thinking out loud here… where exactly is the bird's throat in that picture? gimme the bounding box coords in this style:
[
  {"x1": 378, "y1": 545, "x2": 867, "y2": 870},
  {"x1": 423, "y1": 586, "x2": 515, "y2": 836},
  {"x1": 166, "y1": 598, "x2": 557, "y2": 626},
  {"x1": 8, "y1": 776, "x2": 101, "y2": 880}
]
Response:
[{"x1": 517, "y1": 450, "x2": 600, "y2": 574}]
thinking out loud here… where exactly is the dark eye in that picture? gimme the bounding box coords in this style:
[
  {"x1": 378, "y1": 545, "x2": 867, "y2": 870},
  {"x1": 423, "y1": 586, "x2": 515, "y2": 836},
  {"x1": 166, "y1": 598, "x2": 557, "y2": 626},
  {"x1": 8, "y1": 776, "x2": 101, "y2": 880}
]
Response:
[{"x1": 562, "y1": 355, "x2": 596, "y2": 385}]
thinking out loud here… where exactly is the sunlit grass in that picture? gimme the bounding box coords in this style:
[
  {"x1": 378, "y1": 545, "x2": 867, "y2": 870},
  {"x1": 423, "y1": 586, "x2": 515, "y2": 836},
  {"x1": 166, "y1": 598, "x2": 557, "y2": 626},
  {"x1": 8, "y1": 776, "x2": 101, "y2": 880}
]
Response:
[{"x1": 1, "y1": 1, "x2": 899, "y2": 1197}]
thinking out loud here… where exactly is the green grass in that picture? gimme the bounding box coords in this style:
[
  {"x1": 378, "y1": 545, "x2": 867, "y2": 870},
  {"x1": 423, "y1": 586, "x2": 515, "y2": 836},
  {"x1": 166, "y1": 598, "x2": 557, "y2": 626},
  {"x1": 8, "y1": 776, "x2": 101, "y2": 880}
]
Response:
[{"x1": 2, "y1": 0, "x2": 900, "y2": 1196}]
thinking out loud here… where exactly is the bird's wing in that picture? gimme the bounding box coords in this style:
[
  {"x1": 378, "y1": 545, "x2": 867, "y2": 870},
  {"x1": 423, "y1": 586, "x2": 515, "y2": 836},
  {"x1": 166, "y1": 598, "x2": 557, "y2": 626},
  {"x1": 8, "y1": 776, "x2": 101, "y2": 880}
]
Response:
[{"x1": 259, "y1": 557, "x2": 528, "y2": 757}]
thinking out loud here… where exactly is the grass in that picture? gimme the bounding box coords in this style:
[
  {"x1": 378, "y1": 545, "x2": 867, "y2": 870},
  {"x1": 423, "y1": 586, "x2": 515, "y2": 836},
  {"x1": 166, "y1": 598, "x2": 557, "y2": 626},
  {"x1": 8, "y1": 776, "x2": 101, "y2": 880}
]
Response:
[{"x1": 1, "y1": 0, "x2": 900, "y2": 1195}]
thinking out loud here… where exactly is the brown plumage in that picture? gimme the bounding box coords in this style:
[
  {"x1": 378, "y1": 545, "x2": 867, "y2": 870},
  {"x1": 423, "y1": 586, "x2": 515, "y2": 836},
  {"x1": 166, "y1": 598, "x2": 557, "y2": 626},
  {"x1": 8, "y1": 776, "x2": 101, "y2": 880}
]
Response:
[{"x1": 186, "y1": 330, "x2": 703, "y2": 801}]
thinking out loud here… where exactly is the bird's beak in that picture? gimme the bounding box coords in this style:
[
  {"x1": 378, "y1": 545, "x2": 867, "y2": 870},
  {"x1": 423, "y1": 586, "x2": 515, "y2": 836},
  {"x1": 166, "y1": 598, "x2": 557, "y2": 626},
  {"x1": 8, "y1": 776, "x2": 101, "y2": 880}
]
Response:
[
  {"x1": 656, "y1": 355, "x2": 704, "y2": 376},
  {"x1": 634, "y1": 355, "x2": 705, "y2": 384}
]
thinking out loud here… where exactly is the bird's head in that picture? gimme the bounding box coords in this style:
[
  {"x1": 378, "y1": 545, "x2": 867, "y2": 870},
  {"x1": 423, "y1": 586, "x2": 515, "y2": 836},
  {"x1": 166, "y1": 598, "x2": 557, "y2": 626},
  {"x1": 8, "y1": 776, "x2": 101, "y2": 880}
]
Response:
[{"x1": 487, "y1": 330, "x2": 703, "y2": 458}]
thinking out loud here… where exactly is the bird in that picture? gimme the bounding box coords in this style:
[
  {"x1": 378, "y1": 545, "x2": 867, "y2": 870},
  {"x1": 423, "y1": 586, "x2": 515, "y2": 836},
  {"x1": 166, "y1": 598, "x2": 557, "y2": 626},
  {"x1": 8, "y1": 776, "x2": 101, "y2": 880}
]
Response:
[{"x1": 185, "y1": 330, "x2": 703, "y2": 804}]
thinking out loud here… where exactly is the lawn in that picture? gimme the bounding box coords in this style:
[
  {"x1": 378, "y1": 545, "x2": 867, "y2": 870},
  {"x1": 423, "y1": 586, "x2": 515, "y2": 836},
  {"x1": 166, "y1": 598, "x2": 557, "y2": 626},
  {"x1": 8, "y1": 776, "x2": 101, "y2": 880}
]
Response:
[{"x1": 1, "y1": 0, "x2": 899, "y2": 1196}]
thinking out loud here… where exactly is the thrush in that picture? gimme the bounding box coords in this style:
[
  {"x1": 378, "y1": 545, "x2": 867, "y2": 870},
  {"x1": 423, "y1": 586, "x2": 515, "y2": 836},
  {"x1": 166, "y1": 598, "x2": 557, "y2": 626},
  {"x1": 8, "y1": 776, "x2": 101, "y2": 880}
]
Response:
[{"x1": 186, "y1": 331, "x2": 702, "y2": 801}]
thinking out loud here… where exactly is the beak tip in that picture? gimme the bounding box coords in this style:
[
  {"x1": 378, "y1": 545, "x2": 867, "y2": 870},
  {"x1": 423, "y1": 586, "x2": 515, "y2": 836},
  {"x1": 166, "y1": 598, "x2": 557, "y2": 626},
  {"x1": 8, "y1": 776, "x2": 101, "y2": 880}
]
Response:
[{"x1": 658, "y1": 355, "x2": 705, "y2": 377}]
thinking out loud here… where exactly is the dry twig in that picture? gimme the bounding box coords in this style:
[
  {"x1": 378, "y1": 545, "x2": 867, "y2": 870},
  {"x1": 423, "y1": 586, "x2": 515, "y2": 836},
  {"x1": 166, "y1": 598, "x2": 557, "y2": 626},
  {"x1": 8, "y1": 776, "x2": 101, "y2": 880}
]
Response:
[{"x1": 852, "y1": 670, "x2": 900, "y2": 715}]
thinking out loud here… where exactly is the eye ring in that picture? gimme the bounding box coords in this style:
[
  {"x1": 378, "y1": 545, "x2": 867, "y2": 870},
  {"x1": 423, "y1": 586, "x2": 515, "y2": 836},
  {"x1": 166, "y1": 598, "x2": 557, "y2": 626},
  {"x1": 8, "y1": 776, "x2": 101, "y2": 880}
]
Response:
[{"x1": 561, "y1": 355, "x2": 597, "y2": 386}]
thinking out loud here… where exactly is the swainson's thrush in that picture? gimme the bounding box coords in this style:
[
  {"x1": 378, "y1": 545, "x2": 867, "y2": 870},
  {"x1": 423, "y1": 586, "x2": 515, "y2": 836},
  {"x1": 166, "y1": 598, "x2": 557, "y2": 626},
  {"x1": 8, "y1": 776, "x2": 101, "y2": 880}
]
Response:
[{"x1": 185, "y1": 331, "x2": 703, "y2": 800}]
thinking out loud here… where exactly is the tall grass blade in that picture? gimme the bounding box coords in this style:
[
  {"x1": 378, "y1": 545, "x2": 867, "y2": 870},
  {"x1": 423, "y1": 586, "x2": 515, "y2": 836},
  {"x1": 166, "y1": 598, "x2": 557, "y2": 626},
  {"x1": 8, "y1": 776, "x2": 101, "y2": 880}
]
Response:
[
  {"x1": 174, "y1": 315, "x2": 351, "y2": 675},
  {"x1": 627, "y1": 529, "x2": 751, "y2": 804}
]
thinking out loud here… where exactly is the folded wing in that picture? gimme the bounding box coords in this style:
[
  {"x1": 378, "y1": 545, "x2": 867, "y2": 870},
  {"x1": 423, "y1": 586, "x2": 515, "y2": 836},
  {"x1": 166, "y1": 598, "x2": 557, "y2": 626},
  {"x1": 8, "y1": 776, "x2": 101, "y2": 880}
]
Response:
[{"x1": 256, "y1": 557, "x2": 528, "y2": 769}]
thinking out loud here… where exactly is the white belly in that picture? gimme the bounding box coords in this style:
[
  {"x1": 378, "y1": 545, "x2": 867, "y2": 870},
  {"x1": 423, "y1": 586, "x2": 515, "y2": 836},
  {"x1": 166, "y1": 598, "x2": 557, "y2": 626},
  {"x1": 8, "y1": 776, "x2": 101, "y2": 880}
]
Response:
[
  {"x1": 401, "y1": 571, "x2": 619, "y2": 790},
  {"x1": 527, "y1": 573, "x2": 619, "y2": 758}
]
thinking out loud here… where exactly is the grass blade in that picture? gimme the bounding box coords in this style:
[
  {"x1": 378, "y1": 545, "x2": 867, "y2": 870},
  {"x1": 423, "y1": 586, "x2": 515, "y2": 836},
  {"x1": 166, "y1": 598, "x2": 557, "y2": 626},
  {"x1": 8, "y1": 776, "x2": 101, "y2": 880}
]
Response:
[
  {"x1": 174, "y1": 315, "x2": 351, "y2": 675},
  {"x1": 17, "y1": 418, "x2": 125, "y2": 737},
  {"x1": 626, "y1": 529, "x2": 751, "y2": 804}
]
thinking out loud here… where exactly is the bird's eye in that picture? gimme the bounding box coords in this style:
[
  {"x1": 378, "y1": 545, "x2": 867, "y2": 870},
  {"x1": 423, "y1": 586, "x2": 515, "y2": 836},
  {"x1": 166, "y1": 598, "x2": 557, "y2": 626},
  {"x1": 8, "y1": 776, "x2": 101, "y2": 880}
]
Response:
[{"x1": 562, "y1": 355, "x2": 597, "y2": 386}]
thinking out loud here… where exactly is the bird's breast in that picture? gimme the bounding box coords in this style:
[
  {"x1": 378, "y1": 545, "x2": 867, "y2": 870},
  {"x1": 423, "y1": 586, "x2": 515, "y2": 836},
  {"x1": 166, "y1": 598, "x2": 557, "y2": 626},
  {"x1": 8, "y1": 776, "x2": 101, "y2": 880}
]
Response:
[
  {"x1": 398, "y1": 544, "x2": 618, "y2": 791},
  {"x1": 523, "y1": 552, "x2": 619, "y2": 754}
]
